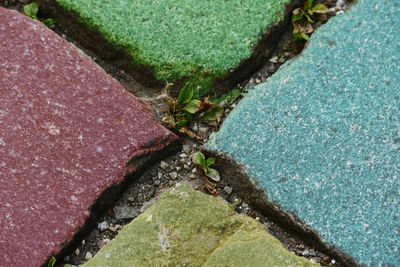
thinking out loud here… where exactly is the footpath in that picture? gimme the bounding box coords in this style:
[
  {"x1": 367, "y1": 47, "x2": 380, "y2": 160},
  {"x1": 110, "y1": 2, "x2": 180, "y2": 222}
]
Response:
[{"x1": 0, "y1": 0, "x2": 398, "y2": 266}]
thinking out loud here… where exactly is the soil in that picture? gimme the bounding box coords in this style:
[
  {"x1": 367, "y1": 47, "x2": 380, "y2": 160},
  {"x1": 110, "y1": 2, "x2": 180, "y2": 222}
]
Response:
[{"x1": 1, "y1": 1, "x2": 351, "y2": 266}]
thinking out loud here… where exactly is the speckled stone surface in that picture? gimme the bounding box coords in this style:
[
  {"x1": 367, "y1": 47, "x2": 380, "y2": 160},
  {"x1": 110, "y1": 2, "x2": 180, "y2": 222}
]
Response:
[
  {"x1": 206, "y1": 0, "x2": 400, "y2": 265},
  {"x1": 55, "y1": 0, "x2": 291, "y2": 82},
  {"x1": 0, "y1": 8, "x2": 177, "y2": 267},
  {"x1": 83, "y1": 183, "x2": 317, "y2": 267}
]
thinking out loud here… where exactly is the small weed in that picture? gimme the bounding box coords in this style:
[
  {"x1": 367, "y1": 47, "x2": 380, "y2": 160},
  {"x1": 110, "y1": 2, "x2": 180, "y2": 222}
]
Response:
[
  {"x1": 290, "y1": 0, "x2": 329, "y2": 52},
  {"x1": 192, "y1": 152, "x2": 220, "y2": 182},
  {"x1": 47, "y1": 257, "x2": 56, "y2": 267},
  {"x1": 24, "y1": 2, "x2": 57, "y2": 27},
  {"x1": 162, "y1": 82, "x2": 243, "y2": 135}
]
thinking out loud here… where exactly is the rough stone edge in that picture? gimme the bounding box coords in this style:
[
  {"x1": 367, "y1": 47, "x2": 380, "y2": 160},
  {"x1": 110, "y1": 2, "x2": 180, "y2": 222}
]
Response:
[
  {"x1": 202, "y1": 149, "x2": 363, "y2": 267},
  {"x1": 35, "y1": 0, "x2": 302, "y2": 96},
  {"x1": 41, "y1": 137, "x2": 181, "y2": 267}
]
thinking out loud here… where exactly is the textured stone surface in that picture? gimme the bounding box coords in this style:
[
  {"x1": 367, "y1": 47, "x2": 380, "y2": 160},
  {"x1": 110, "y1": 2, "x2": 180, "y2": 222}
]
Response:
[
  {"x1": 206, "y1": 0, "x2": 400, "y2": 265},
  {"x1": 84, "y1": 183, "x2": 317, "y2": 267},
  {"x1": 55, "y1": 0, "x2": 292, "y2": 83},
  {"x1": 0, "y1": 8, "x2": 177, "y2": 266}
]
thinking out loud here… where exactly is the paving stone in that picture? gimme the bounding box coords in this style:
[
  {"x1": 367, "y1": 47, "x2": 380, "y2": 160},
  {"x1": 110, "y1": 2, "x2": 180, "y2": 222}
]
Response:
[
  {"x1": 83, "y1": 183, "x2": 317, "y2": 267},
  {"x1": 206, "y1": 0, "x2": 400, "y2": 265},
  {"x1": 43, "y1": 0, "x2": 297, "y2": 91},
  {"x1": 0, "y1": 8, "x2": 177, "y2": 266}
]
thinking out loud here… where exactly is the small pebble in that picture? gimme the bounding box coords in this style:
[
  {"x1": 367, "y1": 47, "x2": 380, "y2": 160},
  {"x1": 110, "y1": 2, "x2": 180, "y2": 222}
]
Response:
[
  {"x1": 85, "y1": 252, "x2": 93, "y2": 261},
  {"x1": 154, "y1": 179, "x2": 161, "y2": 186},
  {"x1": 64, "y1": 256, "x2": 70, "y2": 262},
  {"x1": 98, "y1": 221, "x2": 109, "y2": 232},
  {"x1": 158, "y1": 172, "x2": 162, "y2": 179},
  {"x1": 175, "y1": 167, "x2": 181, "y2": 171},
  {"x1": 169, "y1": 172, "x2": 178, "y2": 180},
  {"x1": 183, "y1": 164, "x2": 190, "y2": 170},
  {"x1": 302, "y1": 249, "x2": 309, "y2": 256},
  {"x1": 199, "y1": 126, "x2": 208, "y2": 133},
  {"x1": 82, "y1": 239, "x2": 85, "y2": 245},
  {"x1": 182, "y1": 145, "x2": 191, "y2": 154},
  {"x1": 75, "y1": 248, "x2": 80, "y2": 256},
  {"x1": 179, "y1": 153, "x2": 187, "y2": 158},
  {"x1": 189, "y1": 174, "x2": 196, "y2": 179},
  {"x1": 97, "y1": 240, "x2": 105, "y2": 249},
  {"x1": 160, "y1": 161, "x2": 168, "y2": 170},
  {"x1": 255, "y1": 79, "x2": 261, "y2": 84},
  {"x1": 269, "y1": 56, "x2": 278, "y2": 63},
  {"x1": 224, "y1": 186, "x2": 233, "y2": 194},
  {"x1": 331, "y1": 259, "x2": 336, "y2": 264}
]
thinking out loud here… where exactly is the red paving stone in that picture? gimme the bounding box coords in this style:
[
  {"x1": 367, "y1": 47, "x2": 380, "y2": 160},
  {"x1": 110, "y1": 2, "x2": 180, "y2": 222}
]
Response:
[{"x1": 0, "y1": 8, "x2": 177, "y2": 266}]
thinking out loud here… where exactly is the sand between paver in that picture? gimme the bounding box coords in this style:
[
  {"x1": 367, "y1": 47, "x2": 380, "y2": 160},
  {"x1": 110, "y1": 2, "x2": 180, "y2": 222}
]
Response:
[
  {"x1": 206, "y1": 0, "x2": 400, "y2": 265},
  {"x1": 0, "y1": 8, "x2": 177, "y2": 266}
]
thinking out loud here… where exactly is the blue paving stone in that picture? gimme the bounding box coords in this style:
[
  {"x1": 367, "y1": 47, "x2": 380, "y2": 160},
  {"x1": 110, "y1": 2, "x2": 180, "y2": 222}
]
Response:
[{"x1": 206, "y1": 0, "x2": 400, "y2": 265}]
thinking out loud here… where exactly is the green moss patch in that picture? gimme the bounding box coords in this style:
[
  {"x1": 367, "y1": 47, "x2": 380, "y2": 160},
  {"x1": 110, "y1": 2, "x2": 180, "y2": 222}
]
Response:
[{"x1": 83, "y1": 183, "x2": 317, "y2": 266}]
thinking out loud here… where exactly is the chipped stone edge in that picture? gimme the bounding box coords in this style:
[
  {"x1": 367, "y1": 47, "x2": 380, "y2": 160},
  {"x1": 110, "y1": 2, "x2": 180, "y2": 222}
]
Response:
[
  {"x1": 42, "y1": 137, "x2": 180, "y2": 267},
  {"x1": 202, "y1": 148, "x2": 361, "y2": 267},
  {"x1": 35, "y1": 0, "x2": 302, "y2": 96}
]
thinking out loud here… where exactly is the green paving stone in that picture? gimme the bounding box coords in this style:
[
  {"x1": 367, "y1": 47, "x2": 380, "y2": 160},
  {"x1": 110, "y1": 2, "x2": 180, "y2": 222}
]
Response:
[
  {"x1": 83, "y1": 184, "x2": 317, "y2": 266},
  {"x1": 206, "y1": 0, "x2": 400, "y2": 265},
  {"x1": 56, "y1": 0, "x2": 291, "y2": 84}
]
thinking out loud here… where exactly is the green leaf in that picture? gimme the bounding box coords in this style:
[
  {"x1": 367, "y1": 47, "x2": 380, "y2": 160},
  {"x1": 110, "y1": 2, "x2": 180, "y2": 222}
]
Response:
[
  {"x1": 303, "y1": 11, "x2": 314, "y2": 23},
  {"x1": 192, "y1": 152, "x2": 206, "y2": 167},
  {"x1": 175, "y1": 119, "x2": 187, "y2": 131},
  {"x1": 205, "y1": 168, "x2": 220, "y2": 182},
  {"x1": 206, "y1": 157, "x2": 215, "y2": 167},
  {"x1": 202, "y1": 106, "x2": 223, "y2": 121},
  {"x1": 43, "y1": 18, "x2": 57, "y2": 26},
  {"x1": 292, "y1": 14, "x2": 304, "y2": 22},
  {"x1": 48, "y1": 257, "x2": 56, "y2": 267},
  {"x1": 184, "y1": 111, "x2": 193, "y2": 124},
  {"x1": 177, "y1": 83, "x2": 193, "y2": 105},
  {"x1": 306, "y1": 0, "x2": 314, "y2": 10},
  {"x1": 183, "y1": 99, "x2": 201, "y2": 114},
  {"x1": 24, "y1": 2, "x2": 39, "y2": 20},
  {"x1": 312, "y1": 4, "x2": 328, "y2": 13},
  {"x1": 301, "y1": 33, "x2": 310, "y2": 41},
  {"x1": 211, "y1": 89, "x2": 242, "y2": 106}
]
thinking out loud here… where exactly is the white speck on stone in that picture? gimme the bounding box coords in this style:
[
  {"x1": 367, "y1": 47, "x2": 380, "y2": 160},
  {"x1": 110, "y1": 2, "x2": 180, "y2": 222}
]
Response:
[
  {"x1": 97, "y1": 146, "x2": 103, "y2": 153},
  {"x1": 146, "y1": 214, "x2": 153, "y2": 222},
  {"x1": 47, "y1": 124, "x2": 61, "y2": 135},
  {"x1": 105, "y1": 253, "x2": 111, "y2": 259},
  {"x1": 291, "y1": 105, "x2": 298, "y2": 111},
  {"x1": 71, "y1": 195, "x2": 77, "y2": 201},
  {"x1": 0, "y1": 137, "x2": 5, "y2": 146}
]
